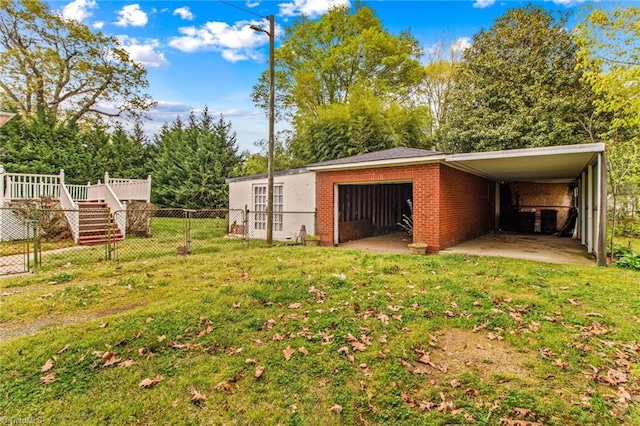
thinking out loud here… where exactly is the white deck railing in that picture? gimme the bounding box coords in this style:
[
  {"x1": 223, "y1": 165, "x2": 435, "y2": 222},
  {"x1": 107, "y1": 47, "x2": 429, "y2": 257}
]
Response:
[
  {"x1": 1, "y1": 168, "x2": 151, "y2": 242},
  {"x1": 105, "y1": 172, "x2": 151, "y2": 203}
]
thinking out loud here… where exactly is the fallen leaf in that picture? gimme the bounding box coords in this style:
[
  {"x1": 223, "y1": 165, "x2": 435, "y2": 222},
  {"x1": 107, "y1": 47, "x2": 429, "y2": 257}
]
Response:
[
  {"x1": 283, "y1": 346, "x2": 295, "y2": 361},
  {"x1": 450, "y1": 379, "x2": 462, "y2": 388},
  {"x1": 146, "y1": 317, "x2": 154, "y2": 323},
  {"x1": 288, "y1": 303, "x2": 302, "y2": 309},
  {"x1": 40, "y1": 359, "x2": 54, "y2": 373},
  {"x1": 99, "y1": 322, "x2": 108, "y2": 328},
  {"x1": 191, "y1": 389, "x2": 207, "y2": 405},
  {"x1": 157, "y1": 335, "x2": 166, "y2": 343},
  {"x1": 298, "y1": 347, "x2": 309, "y2": 356},
  {"x1": 103, "y1": 353, "x2": 122, "y2": 367},
  {"x1": 138, "y1": 375, "x2": 164, "y2": 388},
  {"x1": 245, "y1": 358, "x2": 257, "y2": 365},
  {"x1": 329, "y1": 404, "x2": 343, "y2": 414},
  {"x1": 120, "y1": 359, "x2": 135, "y2": 367},
  {"x1": 40, "y1": 373, "x2": 55, "y2": 384},
  {"x1": 227, "y1": 347, "x2": 243, "y2": 356},
  {"x1": 57, "y1": 344, "x2": 70, "y2": 354},
  {"x1": 255, "y1": 366, "x2": 265, "y2": 378},
  {"x1": 233, "y1": 302, "x2": 241, "y2": 308}
]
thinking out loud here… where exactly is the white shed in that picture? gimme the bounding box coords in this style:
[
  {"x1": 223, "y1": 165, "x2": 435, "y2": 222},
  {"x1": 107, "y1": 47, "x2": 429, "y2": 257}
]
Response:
[{"x1": 226, "y1": 168, "x2": 316, "y2": 241}]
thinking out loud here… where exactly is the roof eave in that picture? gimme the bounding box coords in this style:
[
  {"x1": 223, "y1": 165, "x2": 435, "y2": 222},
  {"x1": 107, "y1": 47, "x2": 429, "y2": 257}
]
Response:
[{"x1": 307, "y1": 155, "x2": 447, "y2": 172}]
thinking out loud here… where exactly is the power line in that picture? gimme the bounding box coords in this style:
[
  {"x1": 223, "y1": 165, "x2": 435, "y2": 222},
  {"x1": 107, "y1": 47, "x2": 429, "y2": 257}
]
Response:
[{"x1": 217, "y1": 0, "x2": 264, "y2": 19}]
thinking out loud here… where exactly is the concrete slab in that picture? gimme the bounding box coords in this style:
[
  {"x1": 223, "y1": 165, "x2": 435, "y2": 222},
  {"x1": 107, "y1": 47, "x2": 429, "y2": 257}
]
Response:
[
  {"x1": 338, "y1": 232, "x2": 596, "y2": 266},
  {"x1": 441, "y1": 233, "x2": 595, "y2": 266}
]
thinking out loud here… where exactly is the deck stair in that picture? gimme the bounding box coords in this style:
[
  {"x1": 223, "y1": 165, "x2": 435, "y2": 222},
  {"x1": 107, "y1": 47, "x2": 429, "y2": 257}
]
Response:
[{"x1": 78, "y1": 202, "x2": 123, "y2": 245}]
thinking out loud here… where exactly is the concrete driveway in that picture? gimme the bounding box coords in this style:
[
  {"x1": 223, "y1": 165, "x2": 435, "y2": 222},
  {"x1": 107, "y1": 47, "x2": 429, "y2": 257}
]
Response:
[{"x1": 339, "y1": 232, "x2": 595, "y2": 266}]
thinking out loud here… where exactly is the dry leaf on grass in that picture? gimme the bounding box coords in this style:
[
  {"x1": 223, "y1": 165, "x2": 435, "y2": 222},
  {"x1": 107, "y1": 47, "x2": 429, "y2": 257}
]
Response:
[
  {"x1": 40, "y1": 359, "x2": 54, "y2": 373},
  {"x1": 99, "y1": 322, "x2": 108, "y2": 328},
  {"x1": 120, "y1": 359, "x2": 135, "y2": 367},
  {"x1": 329, "y1": 404, "x2": 343, "y2": 414},
  {"x1": 283, "y1": 346, "x2": 295, "y2": 361},
  {"x1": 57, "y1": 344, "x2": 70, "y2": 354},
  {"x1": 138, "y1": 375, "x2": 164, "y2": 388},
  {"x1": 40, "y1": 373, "x2": 55, "y2": 384},
  {"x1": 191, "y1": 389, "x2": 207, "y2": 405},
  {"x1": 298, "y1": 347, "x2": 309, "y2": 356},
  {"x1": 288, "y1": 302, "x2": 301, "y2": 309},
  {"x1": 103, "y1": 352, "x2": 122, "y2": 367},
  {"x1": 254, "y1": 366, "x2": 265, "y2": 378},
  {"x1": 245, "y1": 358, "x2": 257, "y2": 365}
]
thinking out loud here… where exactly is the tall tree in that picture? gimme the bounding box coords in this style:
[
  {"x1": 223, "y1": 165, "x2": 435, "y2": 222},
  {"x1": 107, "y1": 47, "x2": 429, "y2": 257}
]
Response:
[
  {"x1": 293, "y1": 89, "x2": 431, "y2": 163},
  {"x1": 416, "y1": 40, "x2": 466, "y2": 149},
  {"x1": 251, "y1": 3, "x2": 425, "y2": 163},
  {"x1": 445, "y1": 5, "x2": 596, "y2": 153},
  {"x1": 0, "y1": 0, "x2": 155, "y2": 125},
  {"x1": 575, "y1": 5, "x2": 640, "y2": 249},
  {"x1": 151, "y1": 109, "x2": 242, "y2": 208}
]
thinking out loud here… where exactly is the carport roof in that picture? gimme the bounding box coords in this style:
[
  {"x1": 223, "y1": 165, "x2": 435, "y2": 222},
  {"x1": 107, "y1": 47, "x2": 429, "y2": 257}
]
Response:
[
  {"x1": 445, "y1": 143, "x2": 605, "y2": 182},
  {"x1": 307, "y1": 143, "x2": 605, "y2": 182}
]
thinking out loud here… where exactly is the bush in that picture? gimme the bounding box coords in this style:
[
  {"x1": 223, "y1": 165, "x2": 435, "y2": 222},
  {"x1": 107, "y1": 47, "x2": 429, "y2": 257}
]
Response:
[{"x1": 611, "y1": 243, "x2": 640, "y2": 271}]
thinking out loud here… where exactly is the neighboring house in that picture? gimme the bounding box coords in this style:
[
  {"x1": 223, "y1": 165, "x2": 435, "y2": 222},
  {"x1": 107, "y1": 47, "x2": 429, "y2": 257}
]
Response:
[
  {"x1": 229, "y1": 143, "x2": 607, "y2": 266},
  {"x1": 226, "y1": 168, "x2": 316, "y2": 241}
]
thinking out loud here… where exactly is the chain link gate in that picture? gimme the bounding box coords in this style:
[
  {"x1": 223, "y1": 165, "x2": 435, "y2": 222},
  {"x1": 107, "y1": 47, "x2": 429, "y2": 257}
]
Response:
[{"x1": 0, "y1": 207, "x2": 40, "y2": 275}]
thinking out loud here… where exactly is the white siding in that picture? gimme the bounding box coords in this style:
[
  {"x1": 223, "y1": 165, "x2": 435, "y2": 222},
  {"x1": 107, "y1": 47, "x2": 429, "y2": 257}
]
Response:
[{"x1": 228, "y1": 171, "x2": 316, "y2": 241}]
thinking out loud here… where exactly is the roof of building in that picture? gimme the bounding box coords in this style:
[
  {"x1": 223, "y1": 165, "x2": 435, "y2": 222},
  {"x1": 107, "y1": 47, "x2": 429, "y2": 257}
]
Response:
[
  {"x1": 307, "y1": 147, "x2": 442, "y2": 168},
  {"x1": 225, "y1": 167, "x2": 310, "y2": 183}
]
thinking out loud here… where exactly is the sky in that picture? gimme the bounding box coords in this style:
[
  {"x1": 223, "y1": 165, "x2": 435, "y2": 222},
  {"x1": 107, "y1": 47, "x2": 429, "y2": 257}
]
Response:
[{"x1": 43, "y1": 0, "x2": 609, "y2": 153}]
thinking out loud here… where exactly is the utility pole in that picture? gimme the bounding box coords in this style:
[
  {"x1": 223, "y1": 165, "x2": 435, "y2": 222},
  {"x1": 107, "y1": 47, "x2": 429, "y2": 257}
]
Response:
[{"x1": 251, "y1": 15, "x2": 275, "y2": 246}]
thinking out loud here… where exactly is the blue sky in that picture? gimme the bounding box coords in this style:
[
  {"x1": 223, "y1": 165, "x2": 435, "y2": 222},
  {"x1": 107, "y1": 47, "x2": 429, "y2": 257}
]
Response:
[{"x1": 45, "y1": 0, "x2": 608, "y2": 153}]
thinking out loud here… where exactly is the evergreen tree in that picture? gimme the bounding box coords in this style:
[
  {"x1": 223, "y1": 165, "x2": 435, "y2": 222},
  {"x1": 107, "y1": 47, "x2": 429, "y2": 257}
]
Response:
[{"x1": 151, "y1": 109, "x2": 242, "y2": 208}]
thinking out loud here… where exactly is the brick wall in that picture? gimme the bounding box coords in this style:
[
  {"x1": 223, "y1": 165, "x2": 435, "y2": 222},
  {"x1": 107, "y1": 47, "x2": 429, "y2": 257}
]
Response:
[
  {"x1": 315, "y1": 163, "x2": 495, "y2": 252},
  {"x1": 507, "y1": 182, "x2": 573, "y2": 232},
  {"x1": 438, "y1": 165, "x2": 495, "y2": 249}
]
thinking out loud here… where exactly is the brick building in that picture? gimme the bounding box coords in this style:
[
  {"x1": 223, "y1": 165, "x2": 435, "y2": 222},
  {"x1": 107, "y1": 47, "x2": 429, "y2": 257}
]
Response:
[{"x1": 229, "y1": 143, "x2": 607, "y2": 266}]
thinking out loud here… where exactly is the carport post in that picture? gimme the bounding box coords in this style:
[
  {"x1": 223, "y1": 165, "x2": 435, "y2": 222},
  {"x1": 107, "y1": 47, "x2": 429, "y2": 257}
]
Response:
[{"x1": 597, "y1": 152, "x2": 607, "y2": 267}]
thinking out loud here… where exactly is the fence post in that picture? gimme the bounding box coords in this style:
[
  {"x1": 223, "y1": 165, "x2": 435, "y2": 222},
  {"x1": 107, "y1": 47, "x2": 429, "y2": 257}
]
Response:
[
  {"x1": 104, "y1": 171, "x2": 109, "y2": 187},
  {"x1": 0, "y1": 163, "x2": 5, "y2": 206},
  {"x1": 146, "y1": 175, "x2": 152, "y2": 203},
  {"x1": 32, "y1": 206, "x2": 40, "y2": 269},
  {"x1": 244, "y1": 204, "x2": 249, "y2": 249},
  {"x1": 59, "y1": 169, "x2": 65, "y2": 199}
]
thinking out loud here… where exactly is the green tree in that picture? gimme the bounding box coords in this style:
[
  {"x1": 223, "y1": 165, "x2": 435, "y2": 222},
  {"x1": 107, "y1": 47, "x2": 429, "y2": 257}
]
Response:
[
  {"x1": 241, "y1": 130, "x2": 305, "y2": 176},
  {"x1": 96, "y1": 122, "x2": 150, "y2": 180},
  {"x1": 294, "y1": 89, "x2": 431, "y2": 163},
  {"x1": 151, "y1": 109, "x2": 242, "y2": 208},
  {"x1": 0, "y1": 0, "x2": 155, "y2": 125},
  {"x1": 575, "y1": 5, "x2": 640, "y2": 248},
  {"x1": 251, "y1": 3, "x2": 424, "y2": 125},
  {"x1": 251, "y1": 4, "x2": 426, "y2": 163},
  {"x1": 0, "y1": 112, "x2": 108, "y2": 183},
  {"x1": 445, "y1": 5, "x2": 596, "y2": 153}
]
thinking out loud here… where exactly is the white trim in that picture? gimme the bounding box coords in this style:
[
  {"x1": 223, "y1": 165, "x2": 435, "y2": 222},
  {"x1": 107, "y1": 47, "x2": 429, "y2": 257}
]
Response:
[
  {"x1": 333, "y1": 184, "x2": 339, "y2": 245},
  {"x1": 445, "y1": 143, "x2": 605, "y2": 162}
]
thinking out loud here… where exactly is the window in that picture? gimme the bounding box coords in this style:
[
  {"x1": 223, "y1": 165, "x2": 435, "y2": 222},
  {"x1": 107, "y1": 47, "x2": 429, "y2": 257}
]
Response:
[{"x1": 253, "y1": 184, "x2": 283, "y2": 231}]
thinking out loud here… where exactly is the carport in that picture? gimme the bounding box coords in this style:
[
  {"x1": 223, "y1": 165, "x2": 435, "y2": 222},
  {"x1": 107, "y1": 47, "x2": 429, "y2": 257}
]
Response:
[{"x1": 445, "y1": 143, "x2": 607, "y2": 266}]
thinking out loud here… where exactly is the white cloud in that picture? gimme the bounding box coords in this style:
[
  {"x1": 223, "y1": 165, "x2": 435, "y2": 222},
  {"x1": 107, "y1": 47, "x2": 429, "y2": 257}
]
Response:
[
  {"x1": 547, "y1": 0, "x2": 590, "y2": 5},
  {"x1": 173, "y1": 7, "x2": 195, "y2": 21},
  {"x1": 246, "y1": 1, "x2": 261, "y2": 7},
  {"x1": 169, "y1": 19, "x2": 278, "y2": 62},
  {"x1": 118, "y1": 36, "x2": 169, "y2": 68},
  {"x1": 61, "y1": 0, "x2": 97, "y2": 22},
  {"x1": 279, "y1": 0, "x2": 350, "y2": 18},
  {"x1": 472, "y1": 0, "x2": 496, "y2": 8},
  {"x1": 115, "y1": 4, "x2": 148, "y2": 27},
  {"x1": 451, "y1": 37, "x2": 472, "y2": 53},
  {"x1": 92, "y1": 21, "x2": 104, "y2": 30}
]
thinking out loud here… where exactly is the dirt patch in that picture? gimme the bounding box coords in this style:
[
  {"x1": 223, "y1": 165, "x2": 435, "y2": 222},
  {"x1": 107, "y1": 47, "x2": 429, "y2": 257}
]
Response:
[
  {"x1": 0, "y1": 302, "x2": 144, "y2": 341},
  {"x1": 429, "y1": 328, "x2": 534, "y2": 380}
]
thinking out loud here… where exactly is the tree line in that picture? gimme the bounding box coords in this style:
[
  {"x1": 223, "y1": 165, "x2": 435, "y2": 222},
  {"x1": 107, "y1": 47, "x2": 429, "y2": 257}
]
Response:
[{"x1": 0, "y1": 0, "x2": 638, "y2": 216}]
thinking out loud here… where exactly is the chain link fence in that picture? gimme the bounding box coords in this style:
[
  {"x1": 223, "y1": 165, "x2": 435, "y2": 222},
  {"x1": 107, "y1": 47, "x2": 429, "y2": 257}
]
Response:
[{"x1": 1, "y1": 206, "x2": 316, "y2": 275}]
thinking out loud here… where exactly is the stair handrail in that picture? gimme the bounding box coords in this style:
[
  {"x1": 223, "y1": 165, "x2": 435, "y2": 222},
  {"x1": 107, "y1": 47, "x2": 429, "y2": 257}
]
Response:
[
  {"x1": 88, "y1": 182, "x2": 126, "y2": 238},
  {"x1": 58, "y1": 169, "x2": 80, "y2": 243}
]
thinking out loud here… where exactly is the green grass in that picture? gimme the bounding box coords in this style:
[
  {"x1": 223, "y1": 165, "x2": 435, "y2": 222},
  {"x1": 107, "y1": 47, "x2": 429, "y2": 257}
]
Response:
[{"x1": 1, "y1": 245, "x2": 639, "y2": 425}]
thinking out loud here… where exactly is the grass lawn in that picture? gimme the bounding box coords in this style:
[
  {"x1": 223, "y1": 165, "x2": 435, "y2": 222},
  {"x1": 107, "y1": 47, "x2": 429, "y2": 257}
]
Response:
[{"x1": 0, "y1": 245, "x2": 638, "y2": 425}]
